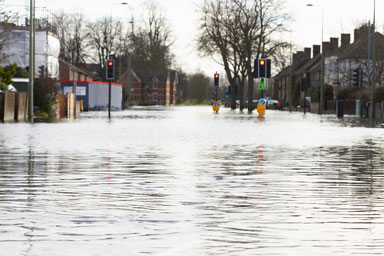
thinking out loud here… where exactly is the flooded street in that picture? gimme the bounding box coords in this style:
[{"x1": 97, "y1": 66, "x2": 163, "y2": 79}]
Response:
[{"x1": 1, "y1": 106, "x2": 384, "y2": 255}]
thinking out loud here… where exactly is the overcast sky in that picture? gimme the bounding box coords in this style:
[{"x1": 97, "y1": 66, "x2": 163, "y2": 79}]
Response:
[{"x1": 3, "y1": 0, "x2": 383, "y2": 75}]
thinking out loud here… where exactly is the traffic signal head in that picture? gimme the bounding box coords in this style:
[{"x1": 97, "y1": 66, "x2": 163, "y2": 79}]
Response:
[
  {"x1": 214, "y1": 73, "x2": 219, "y2": 86},
  {"x1": 106, "y1": 59, "x2": 115, "y2": 80},
  {"x1": 254, "y1": 59, "x2": 271, "y2": 78},
  {"x1": 352, "y1": 68, "x2": 360, "y2": 87}
]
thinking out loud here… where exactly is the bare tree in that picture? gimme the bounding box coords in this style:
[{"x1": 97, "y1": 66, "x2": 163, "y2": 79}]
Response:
[
  {"x1": 126, "y1": 1, "x2": 174, "y2": 80},
  {"x1": 52, "y1": 11, "x2": 87, "y2": 66},
  {"x1": 197, "y1": 0, "x2": 290, "y2": 112},
  {"x1": 86, "y1": 17, "x2": 123, "y2": 78}
]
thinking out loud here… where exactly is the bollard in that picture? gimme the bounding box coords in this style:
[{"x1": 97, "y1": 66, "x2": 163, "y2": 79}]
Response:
[
  {"x1": 212, "y1": 101, "x2": 220, "y2": 113},
  {"x1": 257, "y1": 99, "x2": 266, "y2": 117},
  {"x1": 336, "y1": 100, "x2": 344, "y2": 118},
  {"x1": 355, "y1": 100, "x2": 361, "y2": 117}
]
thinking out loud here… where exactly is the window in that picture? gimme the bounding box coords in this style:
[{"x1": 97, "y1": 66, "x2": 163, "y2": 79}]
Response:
[
  {"x1": 153, "y1": 93, "x2": 158, "y2": 101},
  {"x1": 153, "y1": 81, "x2": 158, "y2": 89}
]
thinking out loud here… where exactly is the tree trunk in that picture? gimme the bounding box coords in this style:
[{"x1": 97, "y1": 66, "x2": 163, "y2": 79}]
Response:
[
  {"x1": 239, "y1": 82, "x2": 245, "y2": 111},
  {"x1": 230, "y1": 84, "x2": 237, "y2": 109},
  {"x1": 247, "y1": 74, "x2": 254, "y2": 113}
]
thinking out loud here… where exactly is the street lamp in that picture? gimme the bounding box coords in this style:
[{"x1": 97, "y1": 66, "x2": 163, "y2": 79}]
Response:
[
  {"x1": 307, "y1": 3, "x2": 324, "y2": 115},
  {"x1": 109, "y1": 2, "x2": 128, "y2": 59},
  {"x1": 28, "y1": 0, "x2": 35, "y2": 122}
]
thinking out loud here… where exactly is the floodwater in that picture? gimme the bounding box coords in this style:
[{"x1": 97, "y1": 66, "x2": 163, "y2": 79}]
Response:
[{"x1": 1, "y1": 106, "x2": 384, "y2": 256}]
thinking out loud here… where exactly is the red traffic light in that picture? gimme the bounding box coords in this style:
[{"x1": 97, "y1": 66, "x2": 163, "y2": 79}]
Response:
[
  {"x1": 108, "y1": 61, "x2": 113, "y2": 67},
  {"x1": 213, "y1": 92, "x2": 217, "y2": 95},
  {"x1": 214, "y1": 74, "x2": 219, "y2": 79},
  {"x1": 259, "y1": 60, "x2": 265, "y2": 66}
]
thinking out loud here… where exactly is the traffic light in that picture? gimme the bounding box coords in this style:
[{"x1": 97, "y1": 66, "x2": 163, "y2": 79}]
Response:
[
  {"x1": 38, "y1": 65, "x2": 45, "y2": 77},
  {"x1": 352, "y1": 68, "x2": 360, "y2": 87},
  {"x1": 266, "y1": 59, "x2": 271, "y2": 78},
  {"x1": 214, "y1": 73, "x2": 219, "y2": 86},
  {"x1": 259, "y1": 59, "x2": 266, "y2": 78},
  {"x1": 254, "y1": 59, "x2": 271, "y2": 78},
  {"x1": 106, "y1": 59, "x2": 115, "y2": 80}
]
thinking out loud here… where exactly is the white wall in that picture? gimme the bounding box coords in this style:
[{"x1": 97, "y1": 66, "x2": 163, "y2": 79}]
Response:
[{"x1": 0, "y1": 29, "x2": 60, "y2": 78}]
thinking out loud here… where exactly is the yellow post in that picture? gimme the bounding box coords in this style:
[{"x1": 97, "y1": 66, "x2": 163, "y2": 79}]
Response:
[
  {"x1": 212, "y1": 101, "x2": 220, "y2": 113},
  {"x1": 257, "y1": 99, "x2": 266, "y2": 117}
]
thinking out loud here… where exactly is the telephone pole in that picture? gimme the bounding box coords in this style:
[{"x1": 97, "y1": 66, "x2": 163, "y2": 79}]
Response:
[{"x1": 28, "y1": 0, "x2": 35, "y2": 122}]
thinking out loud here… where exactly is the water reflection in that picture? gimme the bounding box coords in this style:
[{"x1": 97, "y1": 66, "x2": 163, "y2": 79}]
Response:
[{"x1": 0, "y1": 107, "x2": 384, "y2": 255}]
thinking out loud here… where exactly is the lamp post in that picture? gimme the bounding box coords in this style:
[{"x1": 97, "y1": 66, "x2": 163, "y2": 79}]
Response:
[
  {"x1": 109, "y1": 2, "x2": 128, "y2": 59},
  {"x1": 371, "y1": 0, "x2": 376, "y2": 121},
  {"x1": 307, "y1": 3, "x2": 324, "y2": 115},
  {"x1": 28, "y1": 0, "x2": 35, "y2": 122}
]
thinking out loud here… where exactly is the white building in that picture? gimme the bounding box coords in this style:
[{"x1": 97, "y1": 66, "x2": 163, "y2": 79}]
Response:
[
  {"x1": 0, "y1": 28, "x2": 60, "y2": 78},
  {"x1": 324, "y1": 26, "x2": 384, "y2": 90}
]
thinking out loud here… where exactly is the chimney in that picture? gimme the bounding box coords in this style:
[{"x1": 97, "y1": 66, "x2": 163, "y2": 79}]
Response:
[
  {"x1": 322, "y1": 41, "x2": 331, "y2": 56},
  {"x1": 330, "y1": 37, "x2": 338, "y2": 51},
  {"x1": 354, "y1": 25, "x2": 370, "y2": 43},
  {"x1": 293, "y1": 51, "x2": 303, "y2": 64},
  {"x1": 293, "y1": 53, "x2": 298, "y2": 64},
  {"x1": 304, "y1": 47, "x2": 311, "y2": 59},
  {"x1": 313, "y1": 45, "x2": 320, "y2": 56},
  {"x1": 341, "y1": 33, "x2": 350, "y2": 48}
]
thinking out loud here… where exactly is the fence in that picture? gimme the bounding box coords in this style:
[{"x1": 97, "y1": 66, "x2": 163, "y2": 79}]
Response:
[
  {"x1": 1, "y1": 92, "x2": 79, "y2": 122},
  {"x1": 311, "y1": 100, "x2": 384, "y2": 120},
  {"x1": 0, "y1": 92, "x2": 27, "y2": 122}
]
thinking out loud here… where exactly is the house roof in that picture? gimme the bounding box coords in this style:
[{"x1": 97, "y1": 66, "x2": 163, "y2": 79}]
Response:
[
  {"x1": 295, "y1": 54, "x2": 321, "y2": 75},
  {"x1": 77, "y1": 63, "x2": 102, "y2": 80},
  {"x1": 327, "y1": 30, "x2": 384, "y2": 61},
  {"x1": 59, "y1": 59, "x2": 98, "y2": 80},
  {"x1": 170, "y1": 70, "x2": 178, "y2": 84},
  {"x1": 273, "y1": 58, "x2": 309, "y2": 79},
  {"x1": 118, "y1": 69, "x2": 142, "y2": 83}
]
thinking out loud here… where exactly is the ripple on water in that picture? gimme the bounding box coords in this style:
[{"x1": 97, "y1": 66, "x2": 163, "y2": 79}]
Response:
[{"x1": 1, "y1": 107, "x2": 384, "y2": 255}]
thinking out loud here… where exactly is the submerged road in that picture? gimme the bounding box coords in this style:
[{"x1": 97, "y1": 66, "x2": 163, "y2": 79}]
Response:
[{"x1": 1, "y1": 106, "x2": 384, "y2": 255}]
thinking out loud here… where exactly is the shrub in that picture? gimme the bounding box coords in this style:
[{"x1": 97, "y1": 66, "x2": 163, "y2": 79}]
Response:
[
  {"x1": 34, "y1": 77, "x2": 58, "y2": 120},
  {"x1": 0, "y1": 81, "x2": 8, "y2": 91}
]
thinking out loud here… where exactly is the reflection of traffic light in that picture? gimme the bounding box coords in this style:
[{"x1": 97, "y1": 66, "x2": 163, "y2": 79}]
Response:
[
  {"x1": 225, "y1": 90, "x2": 230, "y2": 98},
  {"x1": 106, "y1": 59, "x2": 115, "y2": 80},
  {"x1": 352, "y1": 68, "x2": 360, "y2": 87},
  {"x1": 214, "y1": 73, "x2": 219, "y2": 86}
]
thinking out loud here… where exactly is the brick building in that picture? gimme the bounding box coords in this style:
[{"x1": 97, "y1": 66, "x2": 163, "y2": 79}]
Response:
[
  {"x1": 274, "y1": 45, "x2": 321, "y2": 106},
  {"x1": 59, "y1": 59, "x2": 96, "y2": 82},
  {"x1": 274, "y1": 25, "x2": 384, "y2": 108},
  {"x1": 121, "y1": 70, "x2": 178, "y2": 106}
]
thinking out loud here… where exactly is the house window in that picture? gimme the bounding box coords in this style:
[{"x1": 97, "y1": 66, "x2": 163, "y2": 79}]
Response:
[
  {"x1": 153, "y1": 81, "x2": 158, "y2": 89},
  {"x1": 153, "y1": 93, "x2": 158, "y2": 101}
]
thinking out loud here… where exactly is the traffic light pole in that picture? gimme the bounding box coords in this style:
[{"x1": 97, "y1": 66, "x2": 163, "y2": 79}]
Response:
[
  {"x1": 108, "y1": 80, "x2": 111, "y2": 119},
  {"x1": 215, "y1": 87, "x2": 218, "y2": 101},
  {"x1": 28, "y1": 0, "x2": 35, "y2": 122}
]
